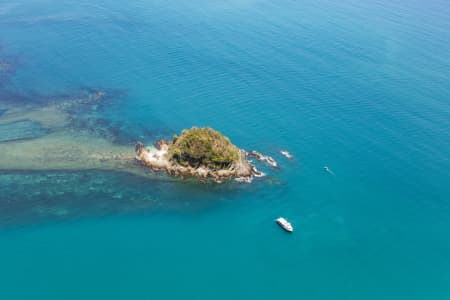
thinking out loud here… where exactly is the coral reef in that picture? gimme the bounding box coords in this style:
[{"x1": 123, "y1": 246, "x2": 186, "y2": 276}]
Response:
[
  {"x1": 0, "y1": 89, "x2": 151, "y2": 177},
  {"x1": 0, "y1": 170, "x2": 236, "y2": 227}
]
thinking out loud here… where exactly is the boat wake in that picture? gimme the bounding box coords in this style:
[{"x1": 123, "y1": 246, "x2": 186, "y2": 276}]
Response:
[{"x1": 324, "y1": 166, "x2": 335, "y2": 175}]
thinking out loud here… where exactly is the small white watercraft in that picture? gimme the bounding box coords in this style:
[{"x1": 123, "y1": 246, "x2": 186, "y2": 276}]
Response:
[
  {"x1": 324, "y1": 166, "x2": 335, "y2": 175},
  {"x1": 275, "y1": 217, "x2": 293, "y2": 233}
]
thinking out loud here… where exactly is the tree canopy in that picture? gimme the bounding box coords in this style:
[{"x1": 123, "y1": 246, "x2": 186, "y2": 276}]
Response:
[{"x1": 168, "y1": 127, "x2": 240, "y2": 170}]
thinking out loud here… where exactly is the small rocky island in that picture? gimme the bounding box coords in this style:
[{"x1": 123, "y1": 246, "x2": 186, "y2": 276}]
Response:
[{"x1": 135, "y1": 127, "x2": 273, "y2": 183}]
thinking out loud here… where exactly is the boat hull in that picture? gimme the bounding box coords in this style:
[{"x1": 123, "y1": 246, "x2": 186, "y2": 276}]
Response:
[{"x1": 276, "y1": 218, "x2": 293, "y2": 232}]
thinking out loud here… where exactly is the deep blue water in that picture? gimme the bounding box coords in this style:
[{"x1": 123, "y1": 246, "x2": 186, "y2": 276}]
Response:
[{"x1": 0, "y1": 0, "x2": 449, "y2": 299}]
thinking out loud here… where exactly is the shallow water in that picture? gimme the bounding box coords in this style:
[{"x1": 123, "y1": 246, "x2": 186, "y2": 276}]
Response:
[
  {"x1": 0, "y1": 0, "x2": 449, "y2": 299},
  {"x1": 0, "y1": 119, "x2": 49, "y2": 142}
]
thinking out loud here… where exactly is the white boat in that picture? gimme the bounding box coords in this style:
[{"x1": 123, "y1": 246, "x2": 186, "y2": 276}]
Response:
[{"x1": 275, "y1": 217, "x2": 293, "y2": 232}]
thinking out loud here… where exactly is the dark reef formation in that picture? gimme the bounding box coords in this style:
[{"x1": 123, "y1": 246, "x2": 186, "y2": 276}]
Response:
[
  {"x1": 0, "y1": 54, "x2": 18, "y2": 88},
  {"x1": 0, "y1": 170, "x2": 249, "y2": 227}
]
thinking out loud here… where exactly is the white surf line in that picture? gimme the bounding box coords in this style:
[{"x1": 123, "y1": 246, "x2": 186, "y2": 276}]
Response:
[{"x1": 280, "y1": 150, "x2": 293, "y2": 159}]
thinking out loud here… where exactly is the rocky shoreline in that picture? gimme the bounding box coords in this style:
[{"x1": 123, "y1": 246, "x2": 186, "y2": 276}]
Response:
[{"x1": 135, "y1": 139, "x2": 276, "y2": 183}]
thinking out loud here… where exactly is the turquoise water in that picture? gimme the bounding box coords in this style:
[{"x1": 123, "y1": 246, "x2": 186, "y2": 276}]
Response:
[{"x1": 1, "y1": 0, "x2": 450, "y2": 299}]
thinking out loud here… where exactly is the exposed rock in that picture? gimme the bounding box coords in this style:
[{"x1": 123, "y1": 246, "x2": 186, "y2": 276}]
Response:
[
  {"x1": 135, "y1": 141, "x2": 145, "y2": 154},
  {"x1": 280, "y1": 150, "x2": 293, "y2": 159},
  {"x1": 135, "y1": 127, "x2": 260, "y2": 183},
  {"x1": 247, "y1": 150, "x2": 278, "y2": 168}
]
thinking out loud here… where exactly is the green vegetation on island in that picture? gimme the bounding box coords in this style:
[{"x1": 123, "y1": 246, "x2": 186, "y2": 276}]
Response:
[{"x1": 168, "y1": 127, "x2": 240, "y2": 170}]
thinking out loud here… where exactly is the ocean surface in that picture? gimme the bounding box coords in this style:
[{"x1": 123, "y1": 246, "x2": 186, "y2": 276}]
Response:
[{"x1": 0, "y1": 0, "x2": 449, "y2": 299}]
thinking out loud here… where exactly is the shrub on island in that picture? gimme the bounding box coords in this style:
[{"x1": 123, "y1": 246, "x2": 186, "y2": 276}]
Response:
[{"x1": 168, "y1": 127, "x2": 240, "y2": 170}]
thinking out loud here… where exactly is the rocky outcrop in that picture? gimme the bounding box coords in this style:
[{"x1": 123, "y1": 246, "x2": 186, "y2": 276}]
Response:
[
  {"x1": 247, "y1": 150, "x2": 279, "y2": 168},
  {"x1": 134, "y1": 127, "x2": 272, "y2": 183},
  {"x1": 136, "y1": 139, "x2": 257, "y2": 183}
]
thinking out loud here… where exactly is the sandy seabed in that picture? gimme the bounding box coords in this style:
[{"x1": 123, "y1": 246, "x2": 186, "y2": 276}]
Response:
[{"x1": 0, "y1": 90, "x2": 165, "y2": 180}]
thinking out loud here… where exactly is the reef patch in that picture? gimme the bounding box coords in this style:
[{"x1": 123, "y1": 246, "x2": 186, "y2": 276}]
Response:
[
  {"x1": 0, "y1": 169, "x2": 247, "y2": 227},
  {"x1": 0, "y1": 120, "x2": 50, "y2": 142}
]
